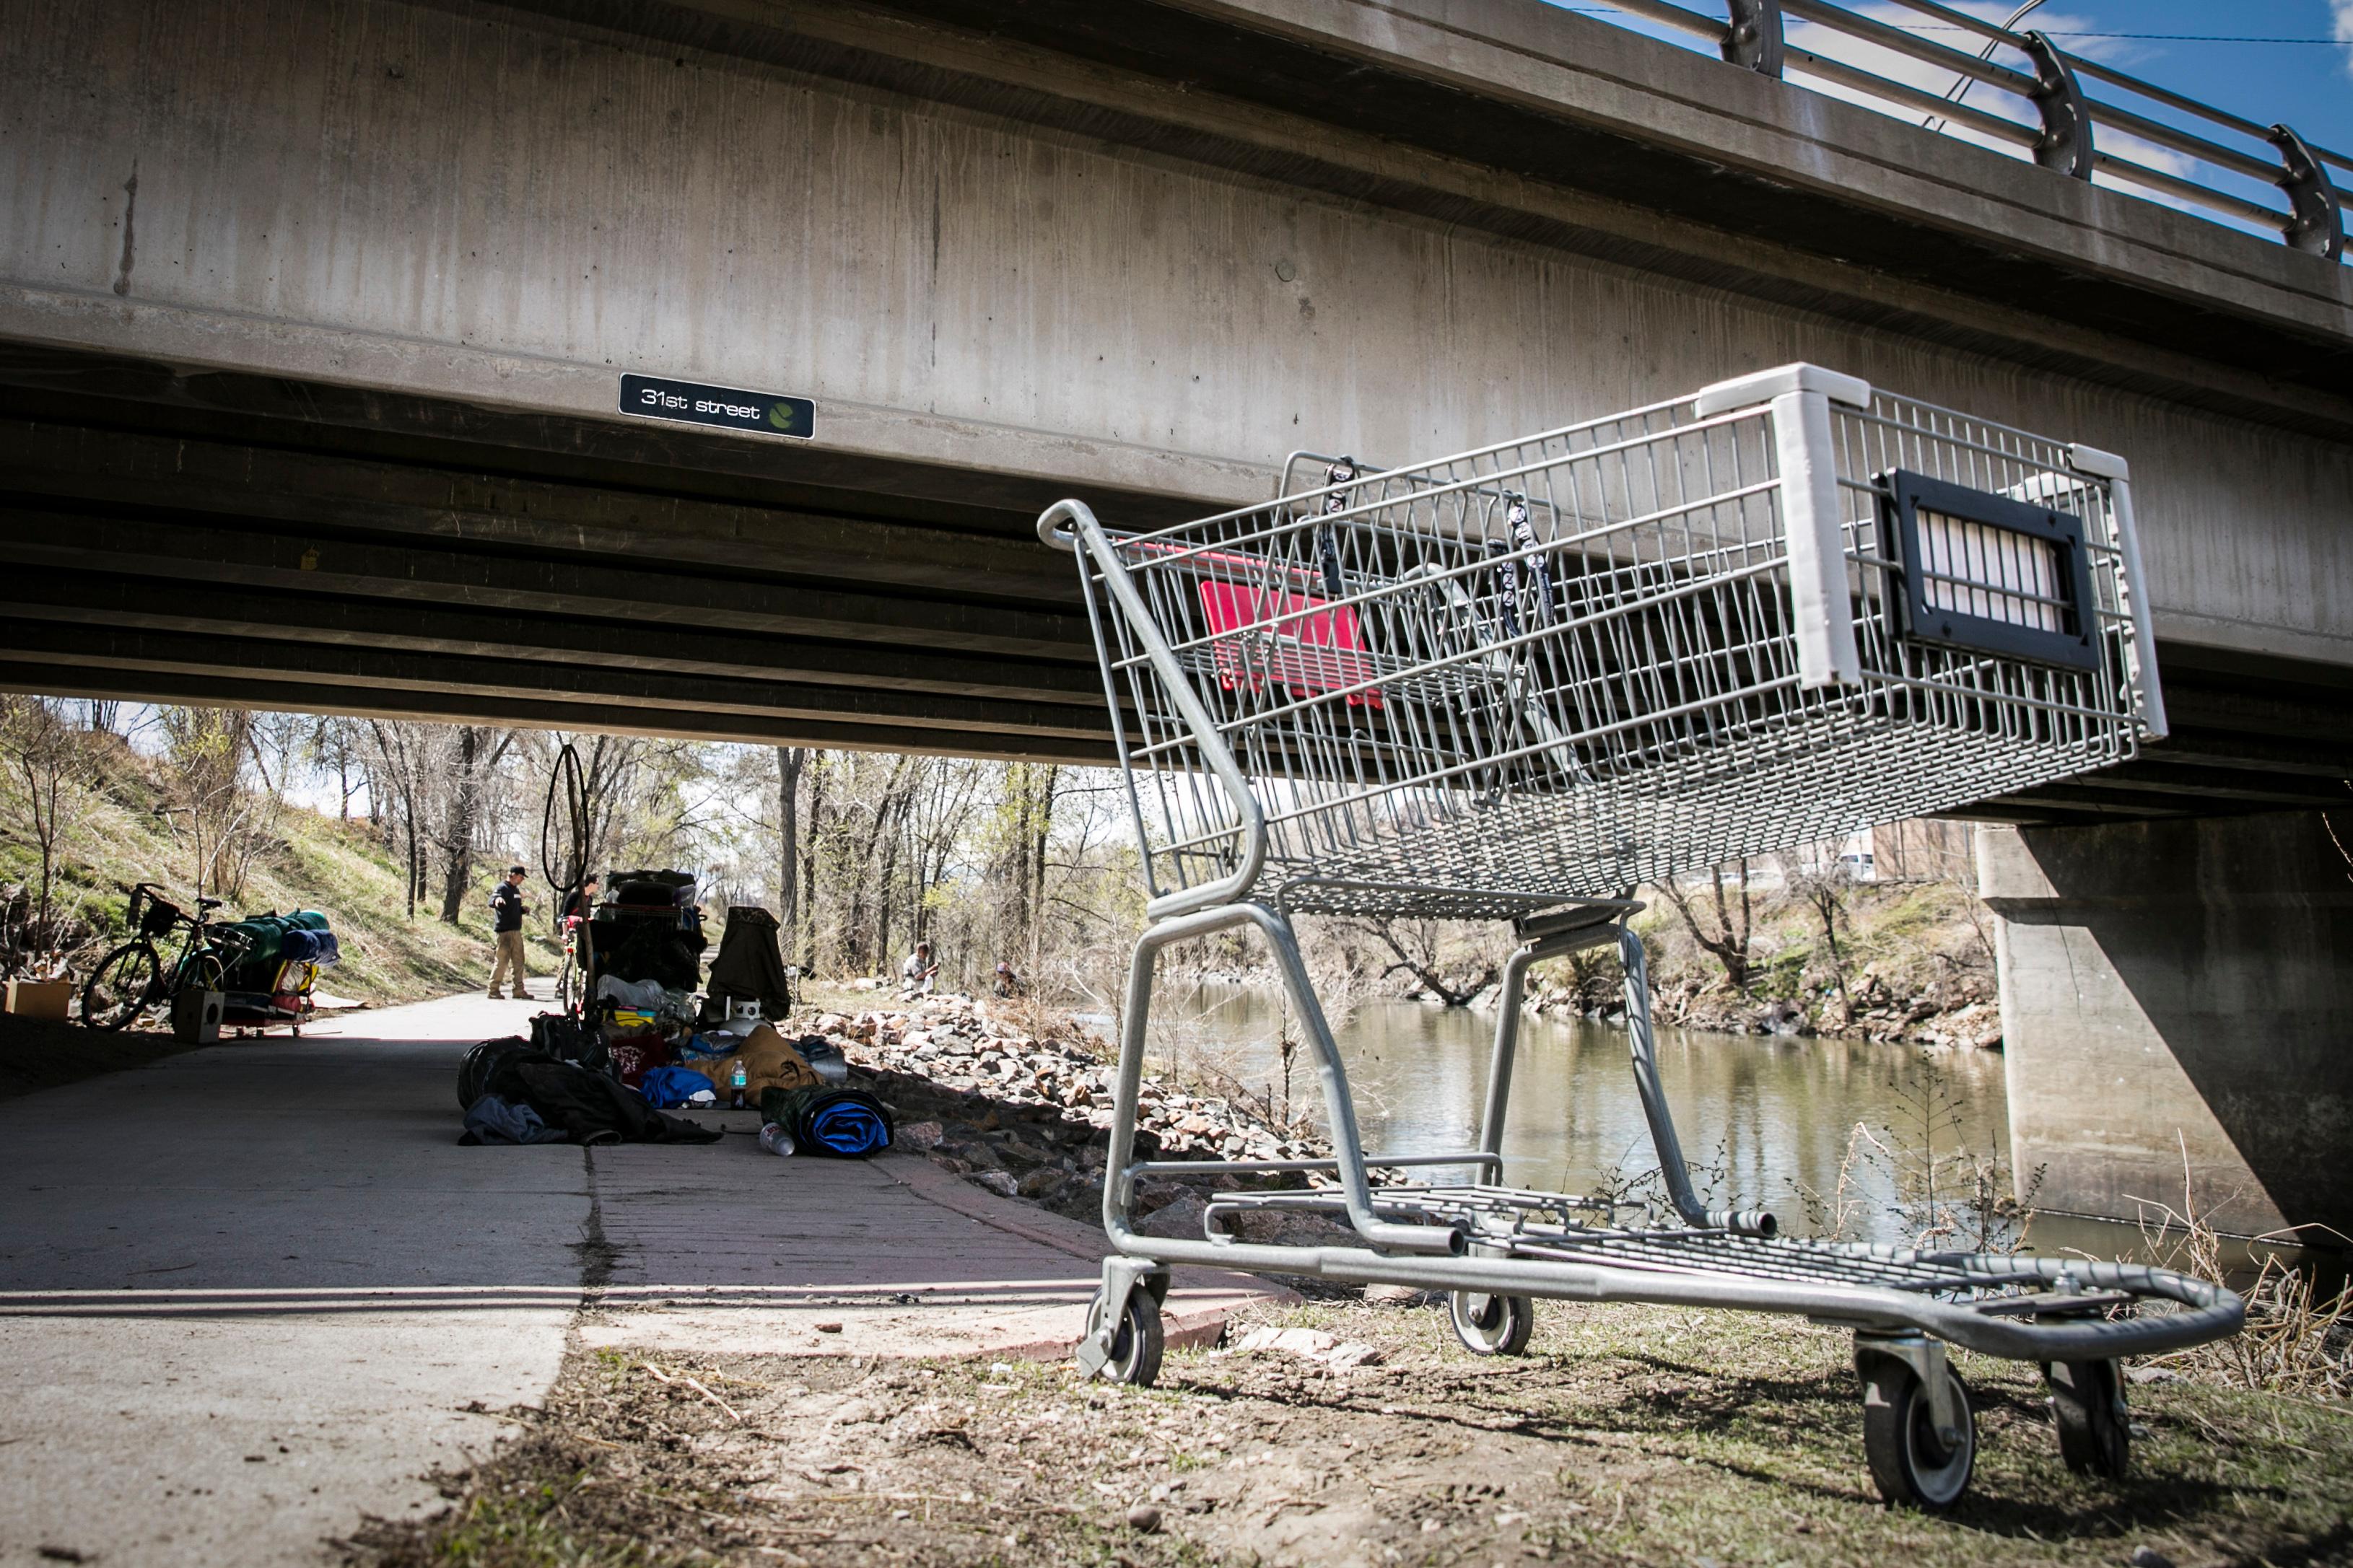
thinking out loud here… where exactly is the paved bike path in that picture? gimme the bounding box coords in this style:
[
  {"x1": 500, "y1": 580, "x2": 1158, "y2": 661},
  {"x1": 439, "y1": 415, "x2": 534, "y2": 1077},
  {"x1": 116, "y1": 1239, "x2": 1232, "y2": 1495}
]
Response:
[{"x1": 0, "y1": 994, "x2": 1275, "y2": 1567}]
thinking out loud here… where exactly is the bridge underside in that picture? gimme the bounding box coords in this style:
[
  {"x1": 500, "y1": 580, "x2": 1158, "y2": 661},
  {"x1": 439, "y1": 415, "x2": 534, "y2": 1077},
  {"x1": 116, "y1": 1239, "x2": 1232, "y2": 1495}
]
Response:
[{"x1": 2, "y1": 346, "x2": 2346, "y2": 824}]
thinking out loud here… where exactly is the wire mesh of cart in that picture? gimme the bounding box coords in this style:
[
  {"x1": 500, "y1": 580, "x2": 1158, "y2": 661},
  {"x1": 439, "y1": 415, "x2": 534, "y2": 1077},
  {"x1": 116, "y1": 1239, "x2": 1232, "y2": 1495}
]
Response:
[{"x1": 1039, "y1": 363, "x2": 2240, "y2": 1509}]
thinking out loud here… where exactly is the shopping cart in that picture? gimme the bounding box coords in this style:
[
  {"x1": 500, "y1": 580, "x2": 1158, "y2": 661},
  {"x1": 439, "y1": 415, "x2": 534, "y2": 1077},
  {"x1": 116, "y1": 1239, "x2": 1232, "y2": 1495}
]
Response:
[{"x1": 1039, "y1": 362, "x2": 2240, "y2": 1508}]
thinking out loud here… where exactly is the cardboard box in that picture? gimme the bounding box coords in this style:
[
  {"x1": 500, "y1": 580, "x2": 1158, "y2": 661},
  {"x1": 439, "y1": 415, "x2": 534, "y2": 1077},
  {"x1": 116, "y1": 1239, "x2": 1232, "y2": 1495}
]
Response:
[
  {"x1": 4, "y1": 978, "x2": 72, "y2": 1022},
  {"x1": 173, "y1": 988, "x2": 225, "y2": 1045}
]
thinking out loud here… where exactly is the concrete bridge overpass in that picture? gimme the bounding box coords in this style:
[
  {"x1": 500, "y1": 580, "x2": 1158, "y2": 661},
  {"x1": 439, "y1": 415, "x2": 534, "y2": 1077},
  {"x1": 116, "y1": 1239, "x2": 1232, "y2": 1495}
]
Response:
[{"x1": 1, "y1": 0, "x2": 2347, "y2": 1238}]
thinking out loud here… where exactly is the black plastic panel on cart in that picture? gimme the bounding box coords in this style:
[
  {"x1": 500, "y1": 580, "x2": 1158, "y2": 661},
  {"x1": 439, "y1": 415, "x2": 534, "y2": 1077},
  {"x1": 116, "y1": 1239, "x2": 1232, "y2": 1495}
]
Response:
[{"x1": 1877, "y1": 468, "x2": 2101, "y2": 673}]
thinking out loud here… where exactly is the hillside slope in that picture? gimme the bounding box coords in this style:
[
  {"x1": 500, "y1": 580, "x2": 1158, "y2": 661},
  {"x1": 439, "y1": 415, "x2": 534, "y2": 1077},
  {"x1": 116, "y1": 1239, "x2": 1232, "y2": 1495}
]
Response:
[{"x1": 2, "y1": 743, "x2": 559, "y2": 1007}]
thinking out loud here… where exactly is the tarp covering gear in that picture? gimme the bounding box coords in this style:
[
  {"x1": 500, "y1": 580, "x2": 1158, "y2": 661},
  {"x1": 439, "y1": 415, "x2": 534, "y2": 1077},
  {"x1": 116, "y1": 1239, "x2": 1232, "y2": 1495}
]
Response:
[
  {"x1": 760, "y1": 1084, "x2": 894, "y2": 1157},
  {"x1": 594, "y1": 914, "x2": 701, "y2": 991},
  {"x1": 702, "y1": 905, "x2": 794, "y2": 1024},
  {"x1": 595, "y1": 974, "x2": 670, "y2": 1012},
  {"x1": 677, "y1": 1031, "x2": 735, "y2": 1060},
  {"x1": 608, "y1": 869, "x2": 697, "y2": 906}
]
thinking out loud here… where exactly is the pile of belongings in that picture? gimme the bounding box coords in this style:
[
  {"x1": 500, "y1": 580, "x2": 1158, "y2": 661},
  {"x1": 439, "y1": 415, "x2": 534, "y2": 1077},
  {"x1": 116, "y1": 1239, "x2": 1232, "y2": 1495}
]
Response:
[
  {"x1": 455, "y1": 1036, "x2": 722, "y2": 1147},
  {"x1": 217, "y1": 909, "x2": 341, "y2": 1015},
  {"x1": 699, "y1": 905, "x2": 794, "y2": 1027},
  {"x1": 593, "y1": 975, "x2": 697, "y2": 1087}
]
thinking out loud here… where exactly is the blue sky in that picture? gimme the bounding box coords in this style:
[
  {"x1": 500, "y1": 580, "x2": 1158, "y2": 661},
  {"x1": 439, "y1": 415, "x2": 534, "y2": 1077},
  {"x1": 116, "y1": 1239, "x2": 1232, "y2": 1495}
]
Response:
[{"x1": 1547, "y1": 1, "x2": 2352, "y2": 248}]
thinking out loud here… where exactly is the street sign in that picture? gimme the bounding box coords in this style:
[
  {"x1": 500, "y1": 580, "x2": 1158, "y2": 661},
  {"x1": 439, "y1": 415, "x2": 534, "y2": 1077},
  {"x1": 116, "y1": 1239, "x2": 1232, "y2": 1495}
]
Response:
[{"x1": 618, "y1": 373, "x2": 815, "y2": 439}]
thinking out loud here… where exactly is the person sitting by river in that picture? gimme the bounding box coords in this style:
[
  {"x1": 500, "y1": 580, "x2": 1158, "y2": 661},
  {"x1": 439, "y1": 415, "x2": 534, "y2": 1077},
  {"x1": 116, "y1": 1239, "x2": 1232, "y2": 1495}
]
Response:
[
  {"x1": 993, "y1": 960, "x2": 1024, "y2": 998},
  {"x1": 900, "y1": 940, "x2": 940, "y2": 997}
]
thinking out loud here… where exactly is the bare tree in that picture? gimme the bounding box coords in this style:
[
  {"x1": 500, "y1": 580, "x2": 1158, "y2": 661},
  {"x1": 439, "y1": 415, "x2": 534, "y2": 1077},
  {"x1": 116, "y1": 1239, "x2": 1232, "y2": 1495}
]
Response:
[
  {"x1": 311, "y1": 716, "x2": 365, "y2": 818},
  {"x1": 776, "y1": 747, "x2": 806, "y2": 931},
  {"x1": 367, "y1": 720, "x2": 432, "y2": 918},
  {"x1": 1350, "y1": 916, "x2": 1495, "y2": 1007},
  {"x1": 0, "y1": 696, "x2": 90, "y2": 976},
  {"x1": 1787, "y1": 854, "x2": 1855, "y2": 1008},
  {"x1": 435, "y1": 726, "x2": 515, "y2": 924},
  {"x1": 800, "y1": 752, "x2": 828, "y2": 969},
  {"x1": 155, "y1": 707, "x2": 275, "y2": 901},
  {"x1": 1658, "y1": 858, "x2": 1755, "y2": 992},
  {"x1": 981, "y1": 763, "x2": 1062, "y2": 979},
  {"x1": 568, "y1": 732, "x2": 654, "y2": 875}
]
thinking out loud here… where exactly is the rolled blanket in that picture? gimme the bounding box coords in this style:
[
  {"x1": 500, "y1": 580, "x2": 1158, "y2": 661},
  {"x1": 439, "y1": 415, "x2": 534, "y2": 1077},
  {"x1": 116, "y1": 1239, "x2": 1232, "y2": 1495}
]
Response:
[{"x1": 758, "y1": 1085, "x2": 894, "y2": 1158}]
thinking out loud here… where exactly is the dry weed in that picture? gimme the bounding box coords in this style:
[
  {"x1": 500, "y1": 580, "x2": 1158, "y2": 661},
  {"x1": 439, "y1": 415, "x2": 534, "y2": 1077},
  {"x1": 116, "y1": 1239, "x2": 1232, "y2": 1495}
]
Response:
[{"x1": 2129, "y1": 1136, "x2": 2352, "y2": 1403}]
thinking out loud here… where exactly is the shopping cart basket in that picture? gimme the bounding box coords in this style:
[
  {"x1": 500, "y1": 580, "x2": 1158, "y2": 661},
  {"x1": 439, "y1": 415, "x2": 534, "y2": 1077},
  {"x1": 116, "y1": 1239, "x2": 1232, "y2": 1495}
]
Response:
[{"x1": 1040, "y1": 363, "x2": 2238, "y2": 1508}]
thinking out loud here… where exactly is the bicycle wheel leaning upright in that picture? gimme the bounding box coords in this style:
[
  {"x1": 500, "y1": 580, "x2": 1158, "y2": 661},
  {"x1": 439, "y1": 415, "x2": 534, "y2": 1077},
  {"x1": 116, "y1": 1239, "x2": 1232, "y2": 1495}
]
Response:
[{"x1": 81, "y1": 942, "x2": 162, "y2": 1030}]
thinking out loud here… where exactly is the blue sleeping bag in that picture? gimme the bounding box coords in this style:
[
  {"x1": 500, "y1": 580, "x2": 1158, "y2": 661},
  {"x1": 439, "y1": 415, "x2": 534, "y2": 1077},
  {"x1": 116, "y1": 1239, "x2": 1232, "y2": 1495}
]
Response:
[
  {"x1": 759, "y1": 1085, "x2": 894, "y2": 1157},
  {"x1": 637, "y1": 1066, "x2": 717, "y2": 1109}
]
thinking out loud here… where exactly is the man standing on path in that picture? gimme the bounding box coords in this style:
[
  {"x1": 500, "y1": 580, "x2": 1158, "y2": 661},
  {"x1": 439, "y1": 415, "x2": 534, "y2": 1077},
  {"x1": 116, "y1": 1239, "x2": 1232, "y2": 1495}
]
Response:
[{"x1": 487, "y1": 865, "x2": 534, "y2": 1000}]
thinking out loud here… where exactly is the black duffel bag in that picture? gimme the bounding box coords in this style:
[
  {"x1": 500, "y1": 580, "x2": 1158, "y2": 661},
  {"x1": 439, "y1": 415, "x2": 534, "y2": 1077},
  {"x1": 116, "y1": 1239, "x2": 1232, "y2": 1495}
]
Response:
[
  {"x1": 529, "y1": 1010, "x2": 610, "y2": 1074},
  {"x1": 456, "y1": 1036, "x2": 546, "y2": 1110}
]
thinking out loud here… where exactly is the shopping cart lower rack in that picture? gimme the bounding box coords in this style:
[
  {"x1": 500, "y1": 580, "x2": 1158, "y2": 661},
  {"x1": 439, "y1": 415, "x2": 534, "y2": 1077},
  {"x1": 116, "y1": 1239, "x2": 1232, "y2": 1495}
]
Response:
[{"x1": 1040, "y1": 362, "x2": 2240, "y2": 1509}]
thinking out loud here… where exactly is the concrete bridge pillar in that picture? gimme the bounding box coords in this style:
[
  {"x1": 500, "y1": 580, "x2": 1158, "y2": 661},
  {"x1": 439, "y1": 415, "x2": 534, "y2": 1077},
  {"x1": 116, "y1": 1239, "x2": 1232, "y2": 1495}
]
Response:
[{"x1": 1979, "y1": 813, "x2": 2353, "y2": 1243}]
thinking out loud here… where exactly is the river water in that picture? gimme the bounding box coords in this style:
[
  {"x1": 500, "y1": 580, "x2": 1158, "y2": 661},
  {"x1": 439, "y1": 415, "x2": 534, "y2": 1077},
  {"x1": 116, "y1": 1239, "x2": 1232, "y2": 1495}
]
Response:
[{"x1": 1147, "y1": 983, "x2": 2097, "y2": 1252}]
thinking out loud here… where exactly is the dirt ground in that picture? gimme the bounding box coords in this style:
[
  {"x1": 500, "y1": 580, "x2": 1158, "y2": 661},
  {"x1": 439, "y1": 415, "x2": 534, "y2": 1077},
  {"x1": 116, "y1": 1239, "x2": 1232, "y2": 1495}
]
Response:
[{"x1": 346, "y1": 1292, "x2": 2353, "y2": 1568}]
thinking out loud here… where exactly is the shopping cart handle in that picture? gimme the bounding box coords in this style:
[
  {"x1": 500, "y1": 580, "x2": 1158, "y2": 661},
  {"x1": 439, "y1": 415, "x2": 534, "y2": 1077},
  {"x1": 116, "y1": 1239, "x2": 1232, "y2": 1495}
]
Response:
[{"x1": 1037, "y1": 501, "x2": 1085, "y2": 551}]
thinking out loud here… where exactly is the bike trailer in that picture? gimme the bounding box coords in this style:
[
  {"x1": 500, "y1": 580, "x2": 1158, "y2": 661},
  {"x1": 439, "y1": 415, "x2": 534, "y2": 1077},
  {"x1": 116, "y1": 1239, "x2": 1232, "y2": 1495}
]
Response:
[{"x1": 220, "y1": 909, "x2": 341, "y2": 1031}]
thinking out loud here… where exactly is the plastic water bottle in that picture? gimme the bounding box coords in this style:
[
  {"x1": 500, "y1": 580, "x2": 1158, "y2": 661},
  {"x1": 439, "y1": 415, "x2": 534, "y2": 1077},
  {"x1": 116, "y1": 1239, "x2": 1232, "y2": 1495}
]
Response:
[
  {"x1": 730, "y1": 1061, "x2": 748, "y2": 1110},
  {"x1": 759, "y1": 1121, "x2": 795, "y2": 1158}
]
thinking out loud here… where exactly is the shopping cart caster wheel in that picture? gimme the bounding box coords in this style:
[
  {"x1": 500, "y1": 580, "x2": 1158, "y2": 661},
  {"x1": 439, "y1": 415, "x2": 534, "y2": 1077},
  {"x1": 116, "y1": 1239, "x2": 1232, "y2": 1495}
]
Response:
[
  {"x1": 1448, "y1": 1292, "x2": 1534, "y2": 1357},
  {"x1": 2045, "y1": 1359, "x2": 2129, "y2": 1479},
  {"x1": 1084, "y1": 1285, "x2": 1164, "y2": 1387},
  {"x1": 1860, "y1": 1357, "x2": 1974, "y2": 1510}
]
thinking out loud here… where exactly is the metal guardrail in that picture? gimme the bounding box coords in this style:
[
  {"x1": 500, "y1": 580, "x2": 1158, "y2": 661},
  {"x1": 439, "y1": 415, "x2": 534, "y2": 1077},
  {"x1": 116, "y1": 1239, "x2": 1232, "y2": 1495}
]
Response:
[{"x1": 1597, "y1": 0, "x2": 2349, "y2": 263}]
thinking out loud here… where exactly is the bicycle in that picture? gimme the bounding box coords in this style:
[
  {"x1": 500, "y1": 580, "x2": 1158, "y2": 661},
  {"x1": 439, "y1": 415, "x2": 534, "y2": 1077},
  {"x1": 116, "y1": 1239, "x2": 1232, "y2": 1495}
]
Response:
[
  {"x1": 79, "y1": 883, "x2": 251, "y2": 1032},
  {"x1": 555, "y1": 912, "x2": 587, "y2": 1013}
]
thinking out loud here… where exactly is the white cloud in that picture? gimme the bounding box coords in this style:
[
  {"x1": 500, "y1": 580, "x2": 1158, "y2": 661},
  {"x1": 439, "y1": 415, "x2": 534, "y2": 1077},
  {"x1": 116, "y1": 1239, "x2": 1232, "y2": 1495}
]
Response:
[{"x1": 2334, "y1": 1, "x2": 2353, "y2": 83}]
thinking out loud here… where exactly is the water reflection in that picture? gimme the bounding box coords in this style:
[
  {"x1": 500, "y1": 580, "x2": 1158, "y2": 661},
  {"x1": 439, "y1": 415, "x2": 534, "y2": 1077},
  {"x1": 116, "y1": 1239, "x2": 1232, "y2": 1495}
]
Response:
[{"x1": 1158, "y1": 983, "x2": 2030, "y2": 1248}]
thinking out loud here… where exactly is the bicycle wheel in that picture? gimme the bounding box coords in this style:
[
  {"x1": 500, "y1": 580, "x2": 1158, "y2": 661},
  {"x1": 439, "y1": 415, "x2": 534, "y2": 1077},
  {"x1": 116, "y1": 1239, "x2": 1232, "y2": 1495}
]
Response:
[
  {"x1": 82, "y1": 943, "x2": 162, "y2": 1030},
  {"x1": 180, "y1": 950, "x2": 228, "y2": 996}
]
